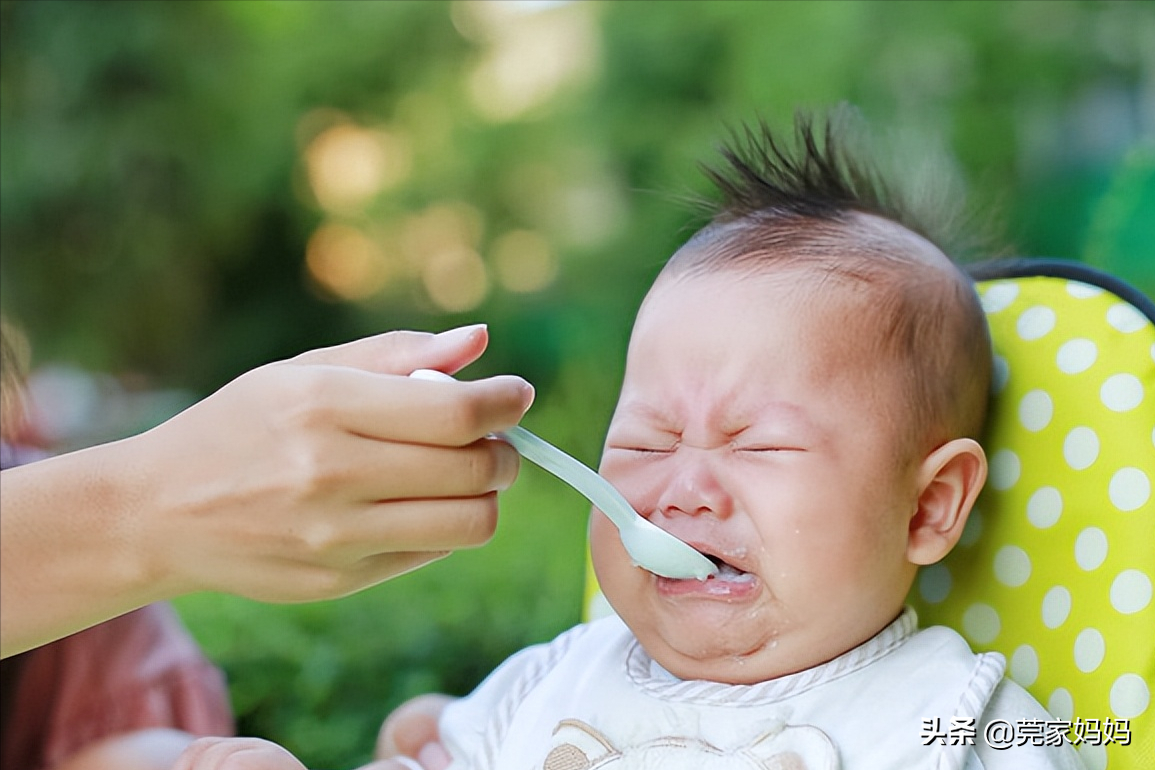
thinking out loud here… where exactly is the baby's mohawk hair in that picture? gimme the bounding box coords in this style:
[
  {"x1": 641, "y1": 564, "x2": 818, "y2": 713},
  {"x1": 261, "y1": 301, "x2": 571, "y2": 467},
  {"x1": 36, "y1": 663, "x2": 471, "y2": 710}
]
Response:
[
  {"x1": 668, "y1": 107, "x2": 996, "y2": 451},
  {"x1": 698, "y1": 106, "x2": 972, "y2": 257}
]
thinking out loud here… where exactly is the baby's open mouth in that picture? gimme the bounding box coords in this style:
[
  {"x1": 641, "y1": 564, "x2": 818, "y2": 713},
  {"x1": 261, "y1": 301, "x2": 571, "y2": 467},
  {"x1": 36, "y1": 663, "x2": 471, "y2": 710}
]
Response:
[
  {"x1": 703, "y1": 553, "x2": 756, "y2": 583},
  {"x1": 655, "y1": 546, "x2": 759, "y2": 597}
]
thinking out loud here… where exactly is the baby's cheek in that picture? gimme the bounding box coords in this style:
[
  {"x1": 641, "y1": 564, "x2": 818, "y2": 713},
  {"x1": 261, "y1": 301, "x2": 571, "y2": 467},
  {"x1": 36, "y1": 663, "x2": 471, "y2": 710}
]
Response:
[
  {"x1": 589, "y1": 516, "x2": 618, "y2": 590},
  {"x1": 589, "y1": 511, "x2": 635, "y2": 580},
  {"x1": 589, "y1": 511, "x2": 621, "y2": 555},
  {"x1": 598, "y1": 453, "x2": 664, "y2": 515}
]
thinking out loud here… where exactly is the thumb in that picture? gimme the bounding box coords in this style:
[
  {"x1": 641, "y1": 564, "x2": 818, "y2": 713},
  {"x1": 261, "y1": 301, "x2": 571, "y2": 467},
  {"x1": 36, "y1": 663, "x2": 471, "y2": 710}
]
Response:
[{"x1": 289, "y1": 325, "x2": 489, "y2": 376}]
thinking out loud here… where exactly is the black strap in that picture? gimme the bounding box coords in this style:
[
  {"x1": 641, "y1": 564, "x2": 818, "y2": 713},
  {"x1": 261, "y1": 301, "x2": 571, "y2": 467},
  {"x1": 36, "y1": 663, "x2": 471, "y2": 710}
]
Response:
[{"x1": 966, "y1": 257, "x2": 1155, "y2": 324}]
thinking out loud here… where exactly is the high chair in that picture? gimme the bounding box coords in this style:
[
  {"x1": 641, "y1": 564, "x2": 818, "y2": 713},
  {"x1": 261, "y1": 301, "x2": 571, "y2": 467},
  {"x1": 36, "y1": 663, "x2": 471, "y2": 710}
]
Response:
[
  {"x1": 908, "y1": 258, "x2": 1153, "y2": 770},
  {"x1": 583, "y1": 258, "x2": 1154, "y2": 770}
]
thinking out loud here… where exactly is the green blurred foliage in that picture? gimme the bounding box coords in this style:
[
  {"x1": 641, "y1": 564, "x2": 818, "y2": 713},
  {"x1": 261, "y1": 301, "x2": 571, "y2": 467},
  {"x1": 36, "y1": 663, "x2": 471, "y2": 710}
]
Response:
[{"x1": 2, "y1": 1, "x2": 1152, "y2": 767}]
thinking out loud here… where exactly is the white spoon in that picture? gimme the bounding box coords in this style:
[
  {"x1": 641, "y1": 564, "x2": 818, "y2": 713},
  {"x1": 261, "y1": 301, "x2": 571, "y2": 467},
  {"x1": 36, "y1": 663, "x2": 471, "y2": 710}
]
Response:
[{"x1": 410, "y1": 369, "x2": 718, "y2": 580}]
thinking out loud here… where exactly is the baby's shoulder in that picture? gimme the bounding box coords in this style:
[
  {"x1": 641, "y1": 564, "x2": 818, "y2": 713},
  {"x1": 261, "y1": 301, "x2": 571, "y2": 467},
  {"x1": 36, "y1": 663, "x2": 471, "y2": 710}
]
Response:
[{"x1": 971, "y1": 678, "x2": 1086, "y2": 770}]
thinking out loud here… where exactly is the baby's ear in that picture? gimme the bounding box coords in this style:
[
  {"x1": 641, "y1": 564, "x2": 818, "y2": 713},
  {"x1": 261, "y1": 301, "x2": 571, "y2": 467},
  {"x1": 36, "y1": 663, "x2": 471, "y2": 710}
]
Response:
[{"x1": 906, "y1": 438, "x2": 987, "y2": 565}]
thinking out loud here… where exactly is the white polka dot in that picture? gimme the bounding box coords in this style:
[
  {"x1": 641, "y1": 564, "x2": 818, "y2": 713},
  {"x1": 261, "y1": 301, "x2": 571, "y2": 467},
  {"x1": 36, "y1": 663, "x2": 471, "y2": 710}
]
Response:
[
  {"x1": 1110, "y1": 569, "x2": 1153, "y2": 614},
  {"x1": 962, "y1": 603, "x2": 1001, "y2": 644},
  {"x1": 918, "y1": 563, "x2": 952, "y2": 604},
  {"x1": 1048, "y1": 687, "x2": 1074, "y2": 720},
  {"x1": 981, "y1": 282, "x2": 1019, "y2": 312},
  {"x1": 1074, "y1": 527, "x2": 1108, "y2": 571},
  {"x1": 1017, "y1": 305, "x2": 1057, "y2": 340},
  {"x1": 1009, "y1": 644, "x2": 1039, "y2": 687},
  {"x1": 1067, "y1": 280, "x2": 1104, "y2": 299},
  {"x1": 1042, "y1": 586, "x2": 1071, "y2": 628},
  {"x1": 1074, "y1": 628, "x2": 1106, "y2": 673},
  {"x1": 1107, "y1": 302, "x2": 1146, "y2": 333},
  {"x1": 959, "y1": 508, "x2": 983, "y2": 546},
  {"x1": 1063, "y1": 427, "x2": 1100, "y2": 470},
  {"x1": 989, "y1": 449, "x2": 1021, "y2": 490},
  {"x1": 994, "y1": 545, "x2": 1031, "y2": 587},
  {"x1": 1056, "y1": 338, "x2": 1097, "y2": 374},
  {"x1": 991, "y1": 354, "x2": 1009, "y2": 394},
  {"x1": 1018, "y1": 389, "x2": 1053, "y2": 431},
  {"x1": 1078, "y1": 744, "x2": 1107, "y2": 770},
  {"x1": 1027, "y1": 487, "x2": 1063, "y2": 528},
  {"x1": 1110, "y1": 467, "x2": 1151, "y2": 512},
  {"x1": 1110, "y1": 673, "x2": 1150, "y2": 718},
  {"x1": 1100, "y1": 372, "x2": 1144, "y2": 412}
]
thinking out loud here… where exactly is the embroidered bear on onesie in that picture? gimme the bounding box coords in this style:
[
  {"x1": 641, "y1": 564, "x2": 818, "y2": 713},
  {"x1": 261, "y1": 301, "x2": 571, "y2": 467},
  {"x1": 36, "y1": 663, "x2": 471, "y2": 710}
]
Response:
[{"x1": 541, "y1": 719, "x2": 837, "y2": 770}]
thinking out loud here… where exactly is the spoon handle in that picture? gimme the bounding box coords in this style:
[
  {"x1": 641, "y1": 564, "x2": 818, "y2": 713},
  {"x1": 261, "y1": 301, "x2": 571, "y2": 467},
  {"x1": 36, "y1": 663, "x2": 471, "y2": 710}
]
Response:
[
  {"x1": 409, "y1": 368, "x2": 716, "y2": 580},
  {"x1": 409, "y1": 368, "x2": 634, "y2": 526},
  {"x1": 497, "y1": 426, "x2": 635, "y2": 530}
]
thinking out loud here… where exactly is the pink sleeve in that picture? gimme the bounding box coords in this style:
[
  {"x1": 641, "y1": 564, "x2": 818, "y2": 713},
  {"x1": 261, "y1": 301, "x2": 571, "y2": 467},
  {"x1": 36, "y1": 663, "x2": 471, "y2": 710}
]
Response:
[{"x1": 3, "y1": 603, "x2": 234, "y2": 770}]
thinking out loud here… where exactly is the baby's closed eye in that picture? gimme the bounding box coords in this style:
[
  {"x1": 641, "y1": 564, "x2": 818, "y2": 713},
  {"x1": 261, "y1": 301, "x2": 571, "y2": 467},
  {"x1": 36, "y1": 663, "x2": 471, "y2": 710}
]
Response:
[
  {"x1": 607, "y1": 443, "x2": 678, "y2": 455},
  {"x1": 604, "y1": 425, "x2": 680, "y2": 454},
  {"x1": 729, "y1": 434, "x2": 809, "y2": 453},
  {"x1": 733, "y1": 444, "x2": 806, "y2": 452}
]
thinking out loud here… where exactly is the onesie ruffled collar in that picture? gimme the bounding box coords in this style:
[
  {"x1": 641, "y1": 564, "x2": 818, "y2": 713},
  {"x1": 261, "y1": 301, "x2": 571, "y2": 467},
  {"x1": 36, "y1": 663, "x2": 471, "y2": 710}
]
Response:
[{"x1": 625, "y1": 606, "x2": 919, "y2": 707}]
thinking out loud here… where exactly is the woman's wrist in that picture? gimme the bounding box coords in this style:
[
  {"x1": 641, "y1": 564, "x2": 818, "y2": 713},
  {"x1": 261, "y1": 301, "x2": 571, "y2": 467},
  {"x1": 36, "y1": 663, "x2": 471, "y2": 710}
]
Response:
[{"x1": 95, "y1": 432, "x2": 193, "y2": 602}]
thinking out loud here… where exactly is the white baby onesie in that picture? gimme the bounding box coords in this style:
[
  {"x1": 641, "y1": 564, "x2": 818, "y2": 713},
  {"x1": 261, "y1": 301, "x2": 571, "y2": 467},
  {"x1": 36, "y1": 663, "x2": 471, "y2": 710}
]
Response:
[{"x1": 439, "y1": 608, "x2": 1083, "y2": 770}]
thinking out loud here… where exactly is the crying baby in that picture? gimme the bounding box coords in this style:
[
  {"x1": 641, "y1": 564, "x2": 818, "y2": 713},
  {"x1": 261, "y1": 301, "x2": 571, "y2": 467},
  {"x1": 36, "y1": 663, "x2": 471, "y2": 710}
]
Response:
[{"x1": 380, "y1": 113, "x2": 1083, "y2": 770}]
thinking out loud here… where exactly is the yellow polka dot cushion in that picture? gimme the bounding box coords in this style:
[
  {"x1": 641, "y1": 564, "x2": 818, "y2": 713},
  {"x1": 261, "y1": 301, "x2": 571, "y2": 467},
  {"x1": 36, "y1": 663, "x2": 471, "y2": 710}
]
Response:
[{"x1": 908, "y1": 258, "x2": 1154, "y2": 770}]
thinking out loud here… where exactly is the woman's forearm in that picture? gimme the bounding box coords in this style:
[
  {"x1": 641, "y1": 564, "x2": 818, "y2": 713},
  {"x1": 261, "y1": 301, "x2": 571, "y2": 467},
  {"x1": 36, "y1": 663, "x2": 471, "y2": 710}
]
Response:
[
  {"x1": 1, "y1": 439, "x2": 173, "y2": 657},
  {"x1": 1, "y1": 328, "x2": 533, "y2": 658}
]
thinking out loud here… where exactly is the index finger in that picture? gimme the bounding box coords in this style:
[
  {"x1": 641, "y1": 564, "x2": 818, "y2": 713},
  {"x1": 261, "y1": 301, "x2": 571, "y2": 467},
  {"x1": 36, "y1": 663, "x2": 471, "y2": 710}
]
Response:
[
  {"x1": 289, "y1": 326, "x2": 488, "y2": 376},
  {"x1": 317, "y1": 369, "x2": 534, "y2": 446}
]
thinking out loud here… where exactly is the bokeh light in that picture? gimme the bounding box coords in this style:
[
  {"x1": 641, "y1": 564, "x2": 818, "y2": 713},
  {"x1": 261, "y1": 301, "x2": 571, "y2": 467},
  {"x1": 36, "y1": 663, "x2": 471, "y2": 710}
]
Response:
[
  {"x1": 305, "y1": 222, "x2": 392, "y2": 301},
  {"x1": 421, "y1": 246, "x2": 490, "y2": 313},
  {"x1": 397, "y1": 202, "x2": 490, "y2": 312},
  {"x1": 492, "y1": 229, "x2": 557, "y2": 293},
  {"x1": 456, "y1": 0, "x2": 598, "y2": 121},
  {"x1": 303, "y1": 121, "x2": 411, "y2": 213}
]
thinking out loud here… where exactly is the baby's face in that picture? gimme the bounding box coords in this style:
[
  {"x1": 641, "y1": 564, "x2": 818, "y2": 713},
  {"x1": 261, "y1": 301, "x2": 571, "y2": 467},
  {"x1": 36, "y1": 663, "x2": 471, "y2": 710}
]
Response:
[{"x1": 593, "y1": 268, "x2": 924, "y2": 684}]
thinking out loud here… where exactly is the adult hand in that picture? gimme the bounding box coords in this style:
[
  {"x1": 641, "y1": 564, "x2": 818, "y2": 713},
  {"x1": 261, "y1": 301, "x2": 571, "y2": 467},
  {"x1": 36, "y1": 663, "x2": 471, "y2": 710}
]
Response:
[
  {"x1": 376, "y1": 694, "x2": 455, "y2": 770},
  {"x1": 132, "y1": 324, "x2": 533, "y2": 602},
  {"x1": 1, "y1": 325, "x2": 534, "y2": 656},
  {"x1": 173, "y1": 737, "x2": 420, "y2": 770},
  {"x1": 171, "y1": 738, "x2": 306, "y2": 770},
  {"x1": 54, "y1": 728, "x2": 198, "y2": 770}
]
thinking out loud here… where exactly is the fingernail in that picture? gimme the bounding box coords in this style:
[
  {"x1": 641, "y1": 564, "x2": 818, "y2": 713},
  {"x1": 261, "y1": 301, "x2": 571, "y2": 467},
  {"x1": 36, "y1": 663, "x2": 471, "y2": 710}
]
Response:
[
  {"x1": 434, "y1": 324, "x2": 486, "y2": 345},
  {"x1": 519, "y1": 380, "x2": 536, "y2": 412},
  {"x1": 418, "y1": 742, "x2": 453, "y2": 770}
]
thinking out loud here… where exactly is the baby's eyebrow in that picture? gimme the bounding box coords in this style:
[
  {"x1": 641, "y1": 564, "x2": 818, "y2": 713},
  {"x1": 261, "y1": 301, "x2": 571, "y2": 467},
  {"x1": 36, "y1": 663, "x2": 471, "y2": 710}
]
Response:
[
  {"x1": 613, "y1": 398, "x2": 826, "y2": 445},
  {"x1": 726, "y1": 400, "x2": 825, "y2": 437},
  {"x1": 612, "y1": 401, "x2": 681, "y2": 431}
]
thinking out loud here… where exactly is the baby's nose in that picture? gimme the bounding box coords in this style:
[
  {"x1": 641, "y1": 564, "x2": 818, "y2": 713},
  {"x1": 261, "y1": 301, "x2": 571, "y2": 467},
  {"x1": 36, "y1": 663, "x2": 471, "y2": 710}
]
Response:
[{"x1": 656, "y1": 453, "x2": 733, "y2": 519}]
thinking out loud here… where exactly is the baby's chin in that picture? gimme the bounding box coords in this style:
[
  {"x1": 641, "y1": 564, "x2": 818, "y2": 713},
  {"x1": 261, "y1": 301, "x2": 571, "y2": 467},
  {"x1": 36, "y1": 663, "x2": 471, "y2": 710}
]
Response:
[
  {"x1": 645, "y1": 631, "x2": 801, "y2": 685},
  {"x1": 635, "y1": 608, "x2": 806, "y2": 685},
  {"x1": 643, "y1": 603, "x2": 908, "y2": 685}
]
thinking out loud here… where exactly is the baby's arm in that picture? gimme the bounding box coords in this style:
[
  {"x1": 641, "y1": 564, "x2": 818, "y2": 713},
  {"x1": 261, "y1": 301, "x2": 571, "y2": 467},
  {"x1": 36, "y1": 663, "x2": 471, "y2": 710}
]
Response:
[
  {"x1": 376, "y1": 694, "x2": 457, "y2": 769},
  {"x1": 378, "y1": 623, "x2": 594, "y2": 768},
  {"x1": 373, "y1": 658, "x2": 530, "y2": 770},
  {"x1": 974, "y1": 680, "x2": 1086, "y2": 770}
]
